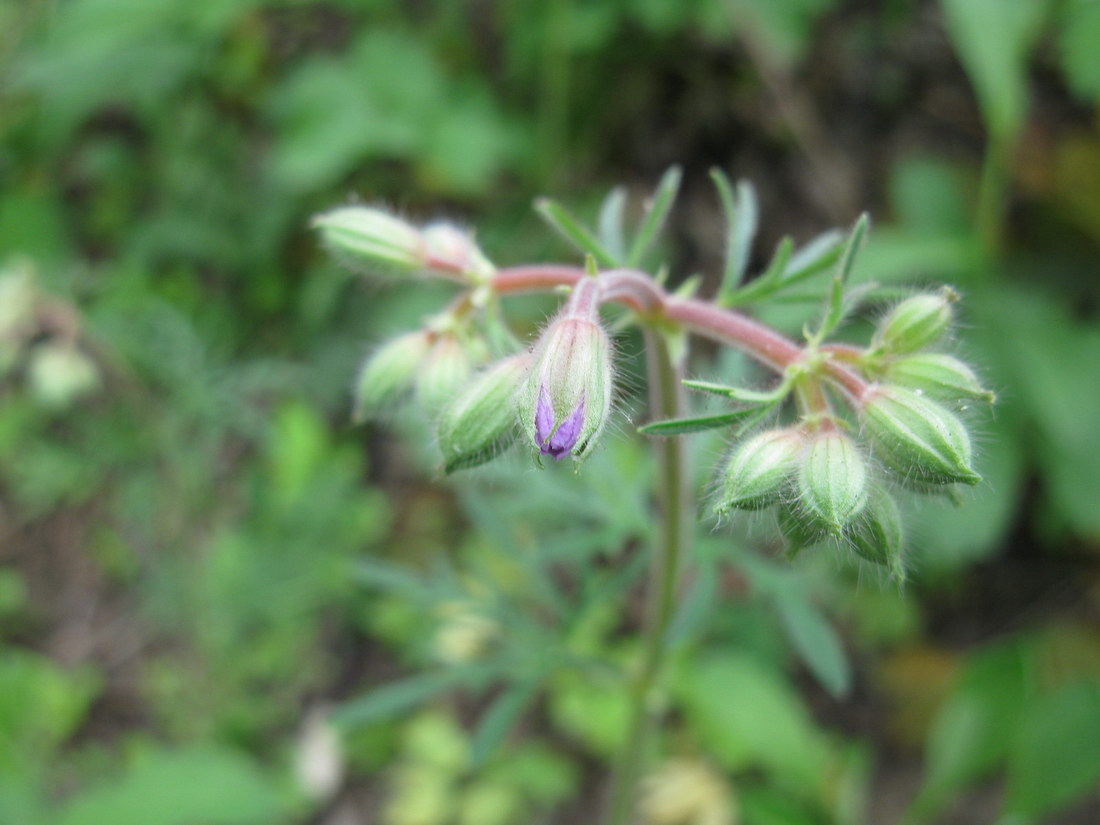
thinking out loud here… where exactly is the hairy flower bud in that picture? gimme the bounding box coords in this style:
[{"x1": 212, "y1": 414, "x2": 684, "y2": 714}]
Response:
[
  {"x1": 437, "y1": 354, "x2": 530, "y2": 473},
  {"x1": 353, "y1": 332, "x2": 431, "y2": 422},
  {"x1": 798, "y1": 429, "x2": 868, "y2": 533},
  {"x1": 882, "y1": 353, "x2": 994, "y2": 403},
  {"x1": 422, "y1": 223, "x2": 494, "y2": 281},
  {"x1": 416, "y1": 334, "x2": 474, "y2": 413},
  {"x1": 715, "y1": 428, "x2": 805, "y2": 513},
  {"x1": 520, "y1": 315, "x2": 612, "y2": 461},
  {"x1": 777, "y1": 500, "x2": 831, "y2": 552},
  {"x1": 873, "y1": 289, "x2": 956, "y2": 354},
  {"x1": 860, "y1": 385, "x2": 981, "y2": 486},
  {"x1": 847, "y1": 489, "x2": 905, "y2": 580},
  {"x1": 311, "y1": 206, "x2": 425, "y2": 273}
]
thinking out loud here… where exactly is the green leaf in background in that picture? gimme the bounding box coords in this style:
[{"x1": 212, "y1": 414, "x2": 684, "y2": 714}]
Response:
[
  {"x1": 908, "y1": 639, "x2": 1034, "y2": 823},
  {"x1": 776, "y1": 594, "x2": 852, "y2": 698},
  {"x1": 1001, "y1": 680, "x2": 1100, "y2": 824},
  {"x1": 712, "y1": 171, "x2": 759, "y2": 299},
  {"x1": 1058, "y1": 0, "x2": 1100, "y2": 100},
  {"x1": 939, "y1": 0, "x2": 1050, "y2": 141},
  {"x1": 535, "y1": 199, "x2": 619, "y2": 266},
  {"x1": 470, "y1": 676, "x2": 543, "y2": 766},
  {"x1": 334, "y1": 665, "x2": 496, "y2": 729},
  {"x1": 626, "y1": 165, "x2": 682, "y2": 267},
  {"x1": 674, "y1": 653, "x2": 831, "y2": 795},
  {"x1": 597, "y1": 186, "x2": 629, "y2": 263},
  {"x1": 57, "y1": 745, "x2": 290, "y2": 825}
]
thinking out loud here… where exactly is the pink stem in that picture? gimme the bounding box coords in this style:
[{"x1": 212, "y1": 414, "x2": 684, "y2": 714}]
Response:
[{"x1": 492, "y1": 265, "x2": 870, "y2": 397}]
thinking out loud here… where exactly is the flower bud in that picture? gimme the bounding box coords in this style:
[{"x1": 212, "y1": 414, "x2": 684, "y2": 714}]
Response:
[
  {"x1": 847, "y1": 489, "x2": 905, "y2": 580},
  {"x1": 27, "y1": 343, "x2": 99, "y2": 409},
  {"x1": 353, "y1": 332, "x2": 431, "y2": 422},
  {"x1": 873, "y1": 289, "x2": 956, "y2": 354},
  {"x1": 860, "y1": 385, "x2": 981, "y2": 486},
  {"x1": 798, "y1": 429, "x2": 868, "y2": 533},
  {"x1": 437, "y1": 354, "x2": 530, "y2": 473},
  {"x1": 715, "y1": 428, "x2": 805, "y2": 513},
  {"x1": 776, "y1": 500, "x2": 831, "y2": 552},
  {"x1": 433, "y1": 602, "x2": 499, "y2": 664},
  {"x1": 312, "y1": 206, "x2": 425, "y2": 274},
  {"x1": 422, "y1": 223, "x2": 494, "y2": 281},
  {"x1": 520, "y1": 316, "x2": 612, "y2": 461},
  {"x1": 416, "y1": 334, "x2": 474, "y2": 413},
  {"x1": 882, "y1": 353, "x2": 994, "y2": 403}
]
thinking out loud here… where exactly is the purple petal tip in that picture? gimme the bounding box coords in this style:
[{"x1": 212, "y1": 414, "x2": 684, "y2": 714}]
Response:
[{"x1": 535, "y1": 386, "x2": 585, "y2": 460}]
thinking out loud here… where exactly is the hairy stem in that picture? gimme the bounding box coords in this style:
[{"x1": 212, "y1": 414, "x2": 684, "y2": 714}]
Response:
[{"x1": 604, "y1": 327, "x2": 690, "y2": 825}]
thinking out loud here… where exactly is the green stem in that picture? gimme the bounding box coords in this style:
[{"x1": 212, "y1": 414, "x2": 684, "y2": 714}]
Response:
[{"x1": 604, "y1": 326, "x2": 691, "y2": 825}]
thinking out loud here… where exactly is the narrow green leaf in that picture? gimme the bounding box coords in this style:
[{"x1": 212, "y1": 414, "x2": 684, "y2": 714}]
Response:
[
  {"x1": 682, "y1": 378, "x2": 790, "y2": 404},
  {"x1": 726, "y1": 236, "x2": 794, "y2": 305},
  {"x1": 712, "y1": 170, "x2": 759, "y2": 296},
  {"x1": 638, "y1": 404, "x2": 773, "y2": 436},
  {"x1": 535, "y1": 198, "x2": 618, "y2": 267},
  {"x1": 776, "y1": 594, "x2": 851, "y2": 699},
  {"x1": 470, "y1": 676, "x2": 544, "y2": 766},
  {"x1": 783, "y1": 229, "x2": 844, "y2": 285},
  {"x1": 667, "y1": 561, "x2": 718, "y2": 644},
  {"x1": 333, "y1": 664, "x2": 494, "y2": 728},
  {"x1": 627, "y1": 166, "x2": 682, "y2": 267},
  {"x1": 597, "y1": 186, "x2": 628, "y2": 264},
  {"x1": 836, "y1": 213, "x2": 870, "y2": 285}
]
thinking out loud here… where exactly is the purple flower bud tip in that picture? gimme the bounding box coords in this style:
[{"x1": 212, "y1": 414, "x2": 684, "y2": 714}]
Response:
[{"x1": 536, "y1": 386, "x2": 585, "y2": 460}]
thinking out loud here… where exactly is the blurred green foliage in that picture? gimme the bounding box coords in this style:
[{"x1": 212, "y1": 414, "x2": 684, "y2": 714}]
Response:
[{"x1": 1, "y1": 0, "x2": 1099, "y2": 824}]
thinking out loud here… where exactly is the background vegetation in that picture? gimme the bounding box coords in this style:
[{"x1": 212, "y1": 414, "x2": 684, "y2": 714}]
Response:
[{"x1": 1, "y1": 0, "x2": 1099, "y2": 823}]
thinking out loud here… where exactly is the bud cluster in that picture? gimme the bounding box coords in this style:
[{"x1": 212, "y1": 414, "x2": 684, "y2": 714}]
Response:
[{"x1": 709, "y1": 288, "x2": 991, "y2": 577}]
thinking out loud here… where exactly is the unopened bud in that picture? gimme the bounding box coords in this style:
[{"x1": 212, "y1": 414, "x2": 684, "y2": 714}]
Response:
[
  {"x1": 520, "y1": 315, "x2": 612, "y2": 462},
  {"x1": 438, "y1": 354, "x2": 529, "y2": 473},
  {"x1": 715, "y1": 428, "x2": 805, "y2": 513},
  {"x1": 882, "y1": 353, "x2": 994, "y2": 403},
  {"x1": 847, "y1": 490, "x2": 905, "y2": 580},
  {"x1": 353, "y1": 332, "x2": 431, "y2": 422},
  {"x1": 798, "y1": 429, "x2": 868, "y2": 533},
  {"x1": 312, "y1": 206, "x2": 425, "y2": 274},
  {"x1": 873, "y1": 289, "x2": 956, "y2": 354},
  {"x1": 422, "y1": 223, "x2": 494, "y2": 281},
  {"x1": 860, "y1": 385, "x2": 981, "y2": 486},
  {"x1": 777, "y1": 500, "x2": 831, "y2": 552},
  {"x1": 417, "y1": 334, "x2": 478, "y2": 413},
  {"x1": 433, "y1": 602, "x2": 498, "y2": 664},
  {"x1": 27, "y1": 343, "x2": 99, "y2": 409}
]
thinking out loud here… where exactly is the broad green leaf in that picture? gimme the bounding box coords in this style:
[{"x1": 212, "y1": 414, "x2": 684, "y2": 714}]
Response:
[
  {"x1": 908, "y1": 639, "x2": 1034, "y2": 822},
  {"x1": 58, "y1": 746, "x2": 287, "y2": 825},
  {"x1": 534, "y1": 199, "x2": 618, "y2": 267},
  {"x1": 1059, "y1": 0, "x2": 1100, "y2": 100},
  {"x1": 712, "y1": 170, "x2": 759, "y2": 296},
  {"x1": 940, "y1": 0, "x2": 1050, "y2": 141},
  {"x1": 674, "y1": 653, "x2": 831, "y2": 794},
  {"x1": 776, "y1": 594, "x2": 851, "y2": 698},
  {"x1": 1001, "y1": 680, "x2": 1100, "y2": 822},
  {"x1": 626, "y1": 166, "x2": 682, "y2": 267}
]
